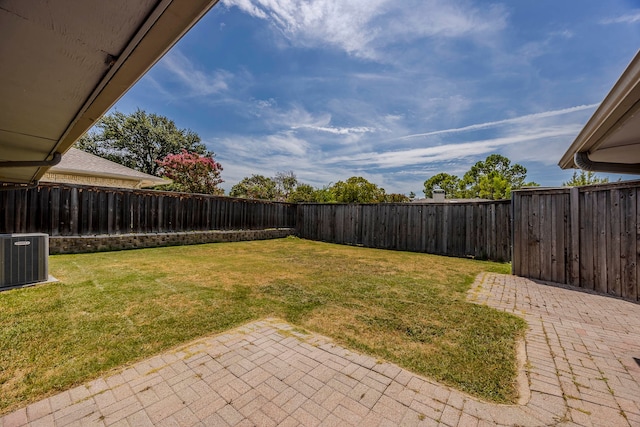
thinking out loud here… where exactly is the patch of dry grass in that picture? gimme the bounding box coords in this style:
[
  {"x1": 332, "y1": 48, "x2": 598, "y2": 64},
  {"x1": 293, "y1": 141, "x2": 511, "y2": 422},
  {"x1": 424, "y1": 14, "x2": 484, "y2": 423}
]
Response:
[{"x1": 0, "y1": 237, "x2": 524, "y2": 414}]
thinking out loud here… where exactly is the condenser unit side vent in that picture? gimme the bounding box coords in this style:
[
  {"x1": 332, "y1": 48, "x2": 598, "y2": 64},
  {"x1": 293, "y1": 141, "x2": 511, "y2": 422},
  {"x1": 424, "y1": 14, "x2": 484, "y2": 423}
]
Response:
[{"x1": 0, "y1": 233, "x2": 49, "y2": 290}]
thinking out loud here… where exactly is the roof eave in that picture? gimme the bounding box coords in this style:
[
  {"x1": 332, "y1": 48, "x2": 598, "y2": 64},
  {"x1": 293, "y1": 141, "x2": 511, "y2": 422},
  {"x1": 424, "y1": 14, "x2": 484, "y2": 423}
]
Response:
[
  {"x1": 31, "y1": 0, "x2": 220, "y2": 183},
  {"x1": 47, "y1": 168, "x2": 170, "y2": 186},
  {"x1": 559, "y1": 50, "x2": 640, "y2": 170}
]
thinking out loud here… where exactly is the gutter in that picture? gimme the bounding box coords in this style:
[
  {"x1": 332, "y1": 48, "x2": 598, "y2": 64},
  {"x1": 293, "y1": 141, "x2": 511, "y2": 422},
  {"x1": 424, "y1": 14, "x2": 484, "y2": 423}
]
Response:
[
  {"x1": 574, "y1": 151, "x2": 640, "y2": 174},
  {"x1": 0, "y1": 152, "x2": 62, "y2": 168},
  {"x1": 0, "y1": 152, "x2": 62, "y2": 189}
]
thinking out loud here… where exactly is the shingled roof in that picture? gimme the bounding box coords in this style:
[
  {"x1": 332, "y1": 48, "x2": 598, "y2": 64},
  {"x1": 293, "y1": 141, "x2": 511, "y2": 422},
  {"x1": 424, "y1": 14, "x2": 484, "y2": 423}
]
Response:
[{"x1": 42, "y1": 148, "x2": 168, "y2": 189}]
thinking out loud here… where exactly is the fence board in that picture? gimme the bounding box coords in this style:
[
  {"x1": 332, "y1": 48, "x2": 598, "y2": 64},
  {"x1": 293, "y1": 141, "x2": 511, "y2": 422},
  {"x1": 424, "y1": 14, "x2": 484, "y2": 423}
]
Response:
[
  {"x1": 621, "y1": 188, "x2": 637, "y2": 300},
  {"x1": 513, "y1": 181, "x2": 640, "y2": 303},
  {"x1": 0, "y1": 183, "x2": 296, "y2": 236},
  {"x1": 297, "y1": 201, "x2": 511, "y2": 262},
  {"x1": 609, "y1": 189, "x2": 622, "y2": 296},
  {"x1": 580, "y1": 191, "x2": 594, "y2": 290},
  {"x1": 594, "y1": 191, "x2": 608, "y2": 294}
]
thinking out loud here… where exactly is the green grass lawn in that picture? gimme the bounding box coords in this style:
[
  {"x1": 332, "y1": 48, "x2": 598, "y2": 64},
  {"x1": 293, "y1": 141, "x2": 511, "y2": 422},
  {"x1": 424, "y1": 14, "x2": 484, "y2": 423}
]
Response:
[{"x1": 0, "y1": 237, "x2": 525, "y2": 414}]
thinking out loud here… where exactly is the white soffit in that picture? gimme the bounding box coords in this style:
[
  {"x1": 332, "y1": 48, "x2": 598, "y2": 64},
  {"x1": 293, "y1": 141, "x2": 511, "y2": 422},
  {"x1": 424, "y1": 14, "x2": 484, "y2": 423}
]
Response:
[
  {"x1": 0, "y1": 0, "x2": 219, "y2": 185},
  {"x1": 559, "y1": 50, "x2": 640, "y2": 171}
]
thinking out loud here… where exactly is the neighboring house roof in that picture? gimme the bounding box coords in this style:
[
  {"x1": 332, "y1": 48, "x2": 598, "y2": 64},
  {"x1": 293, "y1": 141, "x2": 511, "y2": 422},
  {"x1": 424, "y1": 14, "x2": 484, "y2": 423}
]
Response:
[
  {"x1": 42, "y1": 148, "x2": 168, "y2": 189},
  {"x1": 0, "y1": 0, "x2": 218, "y2": 186},
  {"x1": 559, "y1": 50, "x2": 640, "y2": 173}
]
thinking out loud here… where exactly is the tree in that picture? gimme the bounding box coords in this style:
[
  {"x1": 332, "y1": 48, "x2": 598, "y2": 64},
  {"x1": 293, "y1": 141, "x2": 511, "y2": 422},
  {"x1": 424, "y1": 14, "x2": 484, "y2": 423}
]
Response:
[
  {"x1": 422, "y1": 154, "x2": 537, "y2": 200},
  {"x1": 287, "y1": 183, "x2": 317, "y2": 203},
  {"x1": 423, "y1": 173, "x2": 462, "y2": 198},
  {"x1": 384, "y1": 193, "x2": 410, "y2": 203},
  {"x1": 229, "y1": 175, "x2": 278, "y2": 200},
  {"x1": 309, "y1": 186, "x2": 336, "y2": 203},
  {"x1": 460, "y1": 154, "x2": 534, "y2": 200},
  {"x1": 330, "y1": 176, "x2": 386, "y2": 203},
  {"x1": 76, "y1": 109, "x2": 208, "y2": 176},
  {"x1": 274, "y1": 171, "x2": 298, "y2": 201},
  {"x1": 563, "y1": 170, "x2": 609, "y2": 187},
  {"x1": 155, "y1": 150, "x2": 223, "y2": 195}
]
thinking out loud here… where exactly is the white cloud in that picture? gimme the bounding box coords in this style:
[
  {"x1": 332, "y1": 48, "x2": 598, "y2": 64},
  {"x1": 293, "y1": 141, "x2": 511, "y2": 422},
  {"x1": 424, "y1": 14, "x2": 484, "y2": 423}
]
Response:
[
  {"x1": 333, "y1": 125, "x2": 583, "y2": 169},
  {"x1": 601, "y1": 11, "x2": 640, "y2": 24},
  {"x1": 221, "y1": 0, "x2": 507, "y2": 60},
  {"x1": 397, "y1": 104, "x2": 598, "y2": 140},
  {"x1": 160, "y1": 50, "x2": 232, "y2": 96},
  {"x1": 292, "y1": 124, "x2": 375, "y2": 135},
  {"x1": 217, "y1": 131, "x2": 310, "y2": 158}
]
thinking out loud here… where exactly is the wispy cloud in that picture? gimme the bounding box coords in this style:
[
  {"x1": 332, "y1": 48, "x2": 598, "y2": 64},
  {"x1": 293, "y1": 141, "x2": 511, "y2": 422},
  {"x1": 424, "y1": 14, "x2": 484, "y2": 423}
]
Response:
[
  {"x1": 292, "y1": 124, "x2": 376, "y2": 135},
  {"x1": 397, "y1": 104, "x2": 599, "y2": 140},
  {"x1": 333, "y1": 125, "x2": 583, "y2": 169},
  {"x1": 601, "y1": 11, "x2": 640, "y2": 24},
  {"x1": 220, "y1": 0, "x2": 507, "y2": 60},
  {"x1": 160, "y1": 50, "x2": 232, "y2": 96}
]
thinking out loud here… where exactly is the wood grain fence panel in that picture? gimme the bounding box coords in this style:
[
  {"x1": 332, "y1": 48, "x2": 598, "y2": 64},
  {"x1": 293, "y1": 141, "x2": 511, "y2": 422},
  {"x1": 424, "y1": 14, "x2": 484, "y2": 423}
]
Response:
[
  {"x1": 502, "y1": 202, "x2": 512, "y2": 262},
  {"x1": 569, "y1": 188, "x2": 580, "y2": 286},
  {"x1": 594, "y1": 191, "x2": 608, "y2": 294},
  {"x1": 426, "y1": 205, "x2": 436, "y2": 253},
  {"x1": 609, "y1": 189, "x2": 622, "y2": 296},
  {"x1": 552, "y1": 194, "x2": 565, "y2": 283},
  {"x1": 478, "y1": 205, "x2": 487, "y2": 259},
  {"x1": 621, "y1": 188, "x2": 637, "y2": 301},
  {"x1": 2, "y1": 184, "x2": 295, "y2": 237},
  {"x1": 13, "y1": 189, "x2": 24, "y2": 233},
  {"x1": 50, "y1": 187, "x2": 60, "y2": 236},
  {"x1": 539, "y1": 195, "x2": 551, "y2": 281},
  {"x1": 512, "y1": 193, "x2": 522, "y2": 274},
  {"x1": 26, "y1": 188, "x2": 39, "y2": 233},
  {"x1": 334, "y1": 205, "x2": 343, "y2": 244},
  {"x1": 580, "y1": 191, "x2": 594, "y2": 290},
  {"x1": 514, "y1": 183, "x2": 640, "y2": 302},
  {"x1": 295, "y1": 201, "x2": 511, "y2": 261},
  {"x1": 38, "y1": 186, "x2": 50, "y2": 235},
  {"x1": 518, "y1": 193, "x2": 530, "y2": 277},
  {"x1": 1, "y1": 190, "x2": 11, "y2": 232}
]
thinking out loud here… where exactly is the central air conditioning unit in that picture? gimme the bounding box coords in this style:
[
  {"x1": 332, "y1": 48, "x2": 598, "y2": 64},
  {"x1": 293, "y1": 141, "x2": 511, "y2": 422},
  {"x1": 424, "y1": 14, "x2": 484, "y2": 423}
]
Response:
[{"x1": 0, "y1": 233, "x2": 49, "y2": 290}]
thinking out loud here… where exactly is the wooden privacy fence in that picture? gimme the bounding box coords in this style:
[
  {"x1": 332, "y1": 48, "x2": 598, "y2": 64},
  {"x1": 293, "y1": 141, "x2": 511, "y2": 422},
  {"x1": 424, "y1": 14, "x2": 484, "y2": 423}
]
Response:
[
  {"x1": 512, "y1": 181, "x2": 639, "y2": 302},
  {"x1": 0, "y1": 183, "x2": 296, "y2": 236},
  {"x1": 297, "y1": 201, "x2": 511, "y2": 262}
]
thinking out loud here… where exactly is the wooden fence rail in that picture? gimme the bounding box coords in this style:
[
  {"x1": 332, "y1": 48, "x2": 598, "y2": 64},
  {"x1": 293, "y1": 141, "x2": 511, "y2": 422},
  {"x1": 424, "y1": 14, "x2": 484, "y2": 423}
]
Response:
[
  {"x1": 0, "y1": 183, "x2": 296, "y2": 236},
  {"x1": 296, "y1": 201, "x2": 512, "y2": 262},
  {"x1": 512, "y1": 181, "x2": 639, "y2": 302}
]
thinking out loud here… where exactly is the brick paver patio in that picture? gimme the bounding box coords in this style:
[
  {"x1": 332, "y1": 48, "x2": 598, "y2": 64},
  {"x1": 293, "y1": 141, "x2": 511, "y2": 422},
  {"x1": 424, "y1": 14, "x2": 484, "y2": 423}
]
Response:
[{"x1": 2, "y1": 273, "x2": 639, "y2": 426}]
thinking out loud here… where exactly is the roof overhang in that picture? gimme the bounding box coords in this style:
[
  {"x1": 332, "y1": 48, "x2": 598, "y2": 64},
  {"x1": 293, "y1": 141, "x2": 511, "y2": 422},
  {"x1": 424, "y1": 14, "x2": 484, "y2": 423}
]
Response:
[
  {"x1": 559, "y1": 50, "x2": 640, "y2": 173},
  {"x1": 0, "y1": 0, "x2": 219, "y2": 186}
]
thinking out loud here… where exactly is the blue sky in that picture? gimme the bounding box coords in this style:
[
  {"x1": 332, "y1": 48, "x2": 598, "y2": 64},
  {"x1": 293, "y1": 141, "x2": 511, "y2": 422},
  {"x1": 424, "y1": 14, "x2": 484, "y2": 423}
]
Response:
[{"x1": 112, "y1": 0, "x2": 640, "y2": 195}]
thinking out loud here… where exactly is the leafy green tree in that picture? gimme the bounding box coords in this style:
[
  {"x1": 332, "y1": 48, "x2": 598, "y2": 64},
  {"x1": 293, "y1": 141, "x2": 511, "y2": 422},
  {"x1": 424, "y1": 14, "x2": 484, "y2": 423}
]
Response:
[
  {"x1": 563, "y1": 170, "x2": 609, "y2": 187},
  {"x1": 76, "y1": 109, "x2": 208, "y2": 176},
  {"x1": 330, "y1": 176, "x2": 386, "y2": 203},
  {"x1": 384, "y1": 193, "x2": 410, "y2": 203},
  {"x1": 287, "y1": 183, "x2": 317, "y2": 203},
  {"x1": 310, "y1": 186, "x2": 336, "y2": 203},
  {"x1": 229, "y1": 175, "x2": 278, "y2": 200},
  {"x1": 423, "y1": 173, "x2": 462, "y2": 198},
  {"x1": 460, "y1": 154, "x2": 534, "y2": 200},
  {"x1": 155, "y1": 150, "x2": 223, "y2": 195}
]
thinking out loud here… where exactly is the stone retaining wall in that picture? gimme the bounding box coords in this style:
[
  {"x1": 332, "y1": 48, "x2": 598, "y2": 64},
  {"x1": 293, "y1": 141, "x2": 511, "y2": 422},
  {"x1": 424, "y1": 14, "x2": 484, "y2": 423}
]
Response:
[{"x1": 49, "y1": 228, "x2": 296, "y2": 254}]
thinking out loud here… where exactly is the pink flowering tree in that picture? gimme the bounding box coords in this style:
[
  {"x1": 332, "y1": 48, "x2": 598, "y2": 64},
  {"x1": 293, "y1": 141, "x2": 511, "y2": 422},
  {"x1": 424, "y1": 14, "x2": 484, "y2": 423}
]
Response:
[{"x1": 156, "y1": 149, "x2": 224, "y2": 195}]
